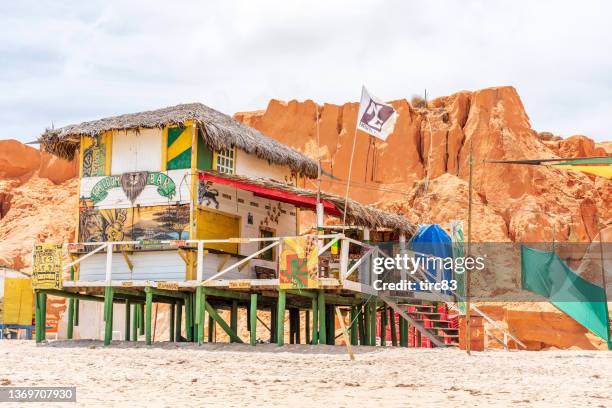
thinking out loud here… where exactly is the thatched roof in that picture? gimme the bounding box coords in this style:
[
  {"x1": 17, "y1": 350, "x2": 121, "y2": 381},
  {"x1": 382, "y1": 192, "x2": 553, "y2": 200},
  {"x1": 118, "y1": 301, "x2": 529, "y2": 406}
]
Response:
[
  {"x1": 199, "y1": 170, "x2": 417, "y2": 236},
  {"x1": 38, "y1": 103, "x2": 318, "y2": 178}
]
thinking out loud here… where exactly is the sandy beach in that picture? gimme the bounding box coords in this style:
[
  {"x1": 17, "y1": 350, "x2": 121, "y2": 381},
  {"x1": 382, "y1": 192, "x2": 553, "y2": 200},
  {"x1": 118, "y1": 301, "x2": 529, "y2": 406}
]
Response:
[{"x1": 0, "y1": 341, "x2": 610, "y2": 407}]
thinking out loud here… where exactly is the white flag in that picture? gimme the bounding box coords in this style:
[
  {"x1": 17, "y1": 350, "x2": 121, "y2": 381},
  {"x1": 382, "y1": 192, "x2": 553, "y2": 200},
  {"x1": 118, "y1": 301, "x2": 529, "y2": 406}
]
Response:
[{"x1": 356, "y1": 86, "x2": 398, "y2": 141}]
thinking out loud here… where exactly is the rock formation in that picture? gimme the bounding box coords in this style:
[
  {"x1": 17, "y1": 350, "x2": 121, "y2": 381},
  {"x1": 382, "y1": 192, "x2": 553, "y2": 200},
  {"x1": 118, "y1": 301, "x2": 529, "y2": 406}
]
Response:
[{"x1": 0, "y1": 86, "x2": 609, "y2": 349}]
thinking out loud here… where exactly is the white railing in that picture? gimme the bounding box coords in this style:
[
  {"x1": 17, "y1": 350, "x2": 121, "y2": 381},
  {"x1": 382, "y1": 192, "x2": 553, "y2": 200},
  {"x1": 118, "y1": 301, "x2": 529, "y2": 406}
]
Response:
[{"x1": 62, "y1": 233, "x2": 382, "y2": 290}]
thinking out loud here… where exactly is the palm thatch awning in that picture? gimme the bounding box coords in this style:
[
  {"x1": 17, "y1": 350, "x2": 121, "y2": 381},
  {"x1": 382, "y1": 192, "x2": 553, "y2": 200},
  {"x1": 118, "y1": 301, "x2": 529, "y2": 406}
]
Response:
[
  {"x1": 199, "y1": 170, "x2": 417, "y2": 236},
  {"x1": 38, "y1": 103, "x2": 318, "y2": 178}
]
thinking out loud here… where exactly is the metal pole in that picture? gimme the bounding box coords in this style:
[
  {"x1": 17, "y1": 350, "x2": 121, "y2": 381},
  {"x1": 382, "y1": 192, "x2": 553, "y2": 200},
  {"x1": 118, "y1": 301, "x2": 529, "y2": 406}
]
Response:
[{"x1": 465, "y1": 139, "x2": 473, "y2": 355}]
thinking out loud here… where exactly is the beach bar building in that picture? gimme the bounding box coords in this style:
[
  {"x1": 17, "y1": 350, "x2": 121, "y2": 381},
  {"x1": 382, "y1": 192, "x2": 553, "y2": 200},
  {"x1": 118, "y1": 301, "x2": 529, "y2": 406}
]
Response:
[{"x1": 35, "y1": 103, "x2": 453, "y2": 347}]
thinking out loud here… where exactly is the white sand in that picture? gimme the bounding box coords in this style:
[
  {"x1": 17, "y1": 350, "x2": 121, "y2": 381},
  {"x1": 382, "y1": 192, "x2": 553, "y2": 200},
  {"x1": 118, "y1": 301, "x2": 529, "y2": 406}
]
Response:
[{"x1": 1, "y1": 341, "x2": 611, "y2": 407}]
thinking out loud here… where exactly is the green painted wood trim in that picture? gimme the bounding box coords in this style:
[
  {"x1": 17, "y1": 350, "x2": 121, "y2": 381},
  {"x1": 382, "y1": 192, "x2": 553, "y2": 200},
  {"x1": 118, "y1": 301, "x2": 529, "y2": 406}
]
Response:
[
  {"x1": 250, "y1": 294, "x2": 257, "y2": 346},
  {"x1": 185, "y1": 295, "x2": 193, "y2": 342},
  {"x1": 201, "y1": 287, "x2": 251, "y2": 301},
  {"x1": 317, "y1": 290, "x2": 326, "y2": 345},
  {"x1": 67, "y1": 298, "x2": 75, "y2": 340},
  {"x1": 195, "y1": 287, "x2": 205, "y2": 344},
  {"x1": 175, "y1": 301, "x2": 183, "y2": 342},
  {"x1": 311, "y1": 298, "x2": 318, "y2": 344},
  {"x1": 305, "y1": 308, "x2": 310, "y2": 344},
  {"x1": 139, "y1": 304, "x2": 145, "y2": 336},
  {"x1": 389, "y1": 307, "x2": 397, "y2": 346},
  {"x1": 276, "y1": 290, "x2": 286, "y2": 346},
  {"x1": 124, "y1": 300, "x2": 131, "y2": 342},
  {"x1": 205, "y1": 301, "x2": 243, "y2": 343},
  {"x1": 34, "y1": 291, "x2": 41, "y2": 343},
  {"x1": 75, "y1": 299, "x2": 79, "y2": 326},
  {"x1": 350, "y1": 306, "x2": 358, "y2": 346},
  {"x1": 230, "y1": 300, "x2": 238, "y2": 342},
  {"x1": 369, "y1": 302, "x2": 377, "y2": 346},
  {"x1": 380, "y1": 304, "x2": 387, "y2": 346},
  {"x1": 358, "y1": 305, "x2": 366, "y2": 345},
  {"x1": 104, "y1": 287, "x2": 114, "y2": 346},
  {"x1": 132, "y1": 304, "x2": 138, "y2": 341},
  {"x1": 145, "y1": 289, "x2": 153, "y2": 345},
  {"x1": 169, "y1": 302, "x2": 175, "y2": 342}
]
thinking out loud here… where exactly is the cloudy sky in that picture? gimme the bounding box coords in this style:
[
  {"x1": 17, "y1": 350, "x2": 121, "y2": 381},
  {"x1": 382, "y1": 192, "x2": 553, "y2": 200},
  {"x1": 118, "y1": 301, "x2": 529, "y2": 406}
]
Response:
[{"x1": 1, "y1": 0, "x2": 610, "y2": 143}]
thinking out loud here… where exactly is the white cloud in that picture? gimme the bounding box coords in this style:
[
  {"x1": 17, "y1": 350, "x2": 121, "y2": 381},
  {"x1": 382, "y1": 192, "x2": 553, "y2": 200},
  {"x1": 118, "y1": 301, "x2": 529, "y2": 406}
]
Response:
[{"x1": 0, "y1": 0, "x2": 610, "y2": 143}]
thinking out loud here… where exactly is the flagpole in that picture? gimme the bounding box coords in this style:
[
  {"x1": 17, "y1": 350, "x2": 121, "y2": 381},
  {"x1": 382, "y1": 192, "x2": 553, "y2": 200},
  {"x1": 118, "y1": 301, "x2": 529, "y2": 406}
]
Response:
[
  {"x1": 342, "y1": 125, "x2": 358, "y2": 232},
  {"x1": 315, "y1": 104, "x2": 325, "y2": 251}
]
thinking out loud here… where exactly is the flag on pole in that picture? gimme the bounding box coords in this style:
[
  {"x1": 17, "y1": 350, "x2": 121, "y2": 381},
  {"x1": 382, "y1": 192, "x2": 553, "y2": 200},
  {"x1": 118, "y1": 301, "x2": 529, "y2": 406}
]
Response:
[{"x1": 356, "y1": 86, "x2": 398, "y2": 140}]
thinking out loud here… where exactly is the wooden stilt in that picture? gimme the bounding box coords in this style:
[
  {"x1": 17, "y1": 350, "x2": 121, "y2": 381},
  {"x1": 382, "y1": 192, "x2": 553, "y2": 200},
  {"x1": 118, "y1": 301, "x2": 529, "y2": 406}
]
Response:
[
  {"x1": 104, "y1": 286, "x2": 114, "y2": 346},
  {"x1": 369, "y1": 301, "x2": 377, "y2": 346},
  {"x1": 349, "y1": 306, "x2": 358, "y2": 346},
  {"x1": 169, "y1": 301, "x2": 175, "y2": 342},
  {"x1": 289, "y1": 308, "x2": 295, "y2": 344},
  {"x1": 204, "y1": 301, "x2": 242, "y2": 343},
  {"x1": 311, "y1": 298, "x2": 318, "y2": 344},
  {"x1": 364, "y1": 303, "x2": 371, "y2": 346},
  {"x1": 75, "y1": 299, "x2": 80, "y2": 326},
  {"x1": 145, "y1": 288, "x2": 153, "y2": 345},
  {"x1": 41, "y1": 292, "x2": 47, "y2": 341},
  {"x1": 380, "y1": 304, "x2": 387, "y2": 346},
  {"x1": 277, "y1": 289, "x2": 286, "y2": 346},
  {"x1": 250, "y1": 293, "x2": 257, "y2": 346},
  {"x1": 175, "y1": 301, "x2": 182, "y2": 341},
  {"x1": 195, "y1": 286, "x2": 205, "y2": 343},
  {"x1": 327, "y1": 305, "x2": 335, "y2": 345},
  {"x1": 230, "y1": 300, "x2": 238, "y2": 343},
  {"x1": 207, "y1": 314, "x2": 214, "y2": 342},
  {"x1": 185, "y1": 295, "x2": 193, "y2": 342},
  {"x1": 295, "y1": 309, "x2": 301, "y2": 344},
  {"x1": 139, "y1": 303, "x2": 145, "y2": 336},
  {"x1": 358, "y1": 305, "x2": 366, "y2": 345},
  {"x1": 34, "y1": 290, "x2": 41, "y2": 343},
  {"x1": 389, "y1": 307, "x2": 397, "y2": 346},
  {"x1": 318, "y1": 290, "x2": 326, "y2": 345},
  {"x1": 125, "y1": 299, "x2": 131, "y2": 342},
  {"x1": 400, "y1": 316, "x2": 408, "y2": 347},
  {"x1": 335, "y1": 307, "x2": 355, "y2": 360},
  {"x1": 270, "y1": 304, "x2": 277, "y2": 343},
  {"x1": 132, "y1": 304, "x2": 138, "y2": 341},
  {"x1": 67, "y1": 298, "x2": 75, "y2": 340},
  {"x1": 305, "y1": 310, "x2": 310, "y2": 344}
]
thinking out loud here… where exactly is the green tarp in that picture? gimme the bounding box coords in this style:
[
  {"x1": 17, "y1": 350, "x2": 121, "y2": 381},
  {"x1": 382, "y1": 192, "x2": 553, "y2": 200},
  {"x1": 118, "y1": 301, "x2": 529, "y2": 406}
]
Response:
[{"x1": 521, "y1": 246, "x2": 611, "y2": 349}]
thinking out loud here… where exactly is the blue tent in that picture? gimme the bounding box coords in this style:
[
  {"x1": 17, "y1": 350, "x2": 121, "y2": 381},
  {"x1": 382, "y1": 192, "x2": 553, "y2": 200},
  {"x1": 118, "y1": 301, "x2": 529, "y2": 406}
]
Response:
[{"x1": 409, "y1": 224, "x2": 453, "y2": 294}]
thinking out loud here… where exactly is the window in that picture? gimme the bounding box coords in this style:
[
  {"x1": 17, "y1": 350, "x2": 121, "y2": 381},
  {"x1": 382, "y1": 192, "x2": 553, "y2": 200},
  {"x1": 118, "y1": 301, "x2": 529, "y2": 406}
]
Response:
[
  {"x1": 259, "y1": 228, "x2": 275, "y2": 261},
  {"x1": 215, "y1": 148, "x2": 235, "y2": 174}
]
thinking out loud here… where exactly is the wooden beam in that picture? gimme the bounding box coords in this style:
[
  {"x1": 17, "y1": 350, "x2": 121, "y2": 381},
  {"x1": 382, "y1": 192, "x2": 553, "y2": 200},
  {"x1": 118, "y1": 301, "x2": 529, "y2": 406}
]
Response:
[
  {"x1": 204, "y1": 301, "x2": 242, "y2": 343},
  {"x1": 318, "y1": 290, "x2": 326, "y2": 345},
  {"x1": 250, "y1": 294, "x2": 257, "y2": 346},
  {"x1": 335, "y1": 307, "x2": 355, "y2": 360},
  {"x1": 104, "y1": 287, "x2": 114, "y2": 346},
  {"x1": 121, "y1": 251, "x2": 134, "y2": 272},
  {"x1": 276, "y1": 290, "x2": 286, "y2": 346},
  {"x1": 145, "y1": 289, "x2": 153, "y2": 345}
]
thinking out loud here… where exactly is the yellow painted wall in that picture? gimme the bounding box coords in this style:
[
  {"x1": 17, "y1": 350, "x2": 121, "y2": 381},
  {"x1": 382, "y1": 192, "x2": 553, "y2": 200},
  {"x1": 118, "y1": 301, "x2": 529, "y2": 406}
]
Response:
[
  {"x1": 196, "y1": 209, "x2": 240, "y2": 254},
  {"x1": 2, "y1": 278, "x2": 33, "y2": 325}
]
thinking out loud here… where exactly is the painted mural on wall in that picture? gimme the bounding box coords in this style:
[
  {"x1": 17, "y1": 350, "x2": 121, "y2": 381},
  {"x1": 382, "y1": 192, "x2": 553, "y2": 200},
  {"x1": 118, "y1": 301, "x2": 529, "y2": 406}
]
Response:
[
  {"x1": 82, "y1": 135, "x2": 106, "y2": 177},
  {"x1": 279, "y1": 236, "x2": 319, "y2": 289},
  {"x1": 89, "y1": 172, "x2": 176, "y2": 205},
  {"x1": 79, "y1": 204, "x2": 189, "y2": 242},
  {"x1": 198, "y1": 180, "x2": 219, "y2": 208}
]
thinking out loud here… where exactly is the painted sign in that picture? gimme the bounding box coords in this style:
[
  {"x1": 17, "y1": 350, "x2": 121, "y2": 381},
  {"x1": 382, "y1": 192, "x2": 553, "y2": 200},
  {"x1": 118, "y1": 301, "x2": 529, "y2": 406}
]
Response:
[
  {"x1": 32, "y1": 243, "x2": 63, "y2": 289},
  {"x1": 279, "y1": 236, "x2": 319, "y2": 289},
  {"x1": 79, "y1": 205, "x2": 190, "y2": 242},
  {"x1": 82, "y1": 134, "x2": 107, "y2": 177},
  {"x1": 90, "y1": 172, "x2": 176, "y2": 205}
]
